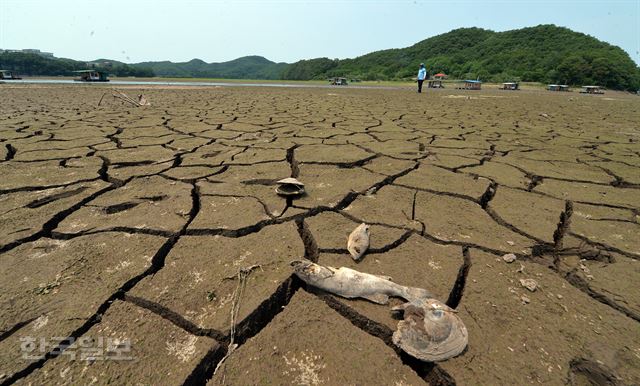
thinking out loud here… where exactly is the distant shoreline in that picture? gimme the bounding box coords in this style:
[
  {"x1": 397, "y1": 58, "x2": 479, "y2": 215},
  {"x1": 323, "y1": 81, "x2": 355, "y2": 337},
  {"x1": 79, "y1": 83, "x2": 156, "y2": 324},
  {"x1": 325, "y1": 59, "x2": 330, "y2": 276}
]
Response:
[{"x1": 5, "y1": 77, "x2": 637, "y2": 95}]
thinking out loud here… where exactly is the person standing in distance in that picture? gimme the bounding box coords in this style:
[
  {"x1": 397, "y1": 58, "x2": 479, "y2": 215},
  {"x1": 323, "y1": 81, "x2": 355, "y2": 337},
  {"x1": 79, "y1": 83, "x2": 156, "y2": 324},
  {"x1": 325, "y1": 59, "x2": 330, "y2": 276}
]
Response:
[{"x1": 417, "y1": 63, "x2": 427, "y2": 93}]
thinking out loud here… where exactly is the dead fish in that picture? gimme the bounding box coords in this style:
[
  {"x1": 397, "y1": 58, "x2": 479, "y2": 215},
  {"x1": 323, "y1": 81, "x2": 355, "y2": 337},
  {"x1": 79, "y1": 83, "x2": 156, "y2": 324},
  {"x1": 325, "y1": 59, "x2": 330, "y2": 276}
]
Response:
[
  {"x1": 275, "y1": 177, "x2": 305, "y2": 196},
  {"x1": 292, "y1": 260, "x2": 467, "y2": 361},
  {"x1": 347, "y1": 223, "x2": 370, "y2": 261},
  {"x1": 291, "y1": 260, "x2": 431, "y2": 304},
  {"x1": 391, "y1": 298, "x2": 468, "y2": 362}
]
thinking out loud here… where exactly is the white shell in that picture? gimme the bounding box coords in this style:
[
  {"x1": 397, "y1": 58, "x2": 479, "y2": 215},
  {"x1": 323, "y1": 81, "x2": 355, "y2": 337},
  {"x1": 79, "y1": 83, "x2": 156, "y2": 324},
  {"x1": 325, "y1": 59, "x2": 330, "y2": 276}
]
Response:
[
  {"x1": 347, "y1": 223, "x2": 370, "y2": 261},
  {"x1": 276, "y1": 177, "x2": 305, "y2": 196},
  {"x1": 392, "y1": 299, "x2": 468, "y2": 362},
  {"x1": 276, "y1": 177, "x2": 304, "y2": 187},
  {"x1": 520, "y1": 278, "x2": 538, "y2": 292},
  {"x1": 502, "y1": 253, "x2": 516, "y2": 263}
]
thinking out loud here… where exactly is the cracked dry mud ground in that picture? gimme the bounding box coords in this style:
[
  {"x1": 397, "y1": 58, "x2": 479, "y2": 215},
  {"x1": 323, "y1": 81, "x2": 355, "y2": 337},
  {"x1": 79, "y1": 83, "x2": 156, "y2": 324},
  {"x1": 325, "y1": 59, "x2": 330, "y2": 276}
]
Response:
[{"x1": 0, "y1": 84, "x2": 639, "y2": 385}]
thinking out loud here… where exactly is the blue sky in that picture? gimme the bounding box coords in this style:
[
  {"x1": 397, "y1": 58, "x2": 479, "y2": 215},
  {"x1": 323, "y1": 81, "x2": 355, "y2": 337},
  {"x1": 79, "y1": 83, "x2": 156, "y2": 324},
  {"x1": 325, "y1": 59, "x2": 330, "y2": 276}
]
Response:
[{"x1": 1, "y1": 0, "x2": 638, "y2": 65}]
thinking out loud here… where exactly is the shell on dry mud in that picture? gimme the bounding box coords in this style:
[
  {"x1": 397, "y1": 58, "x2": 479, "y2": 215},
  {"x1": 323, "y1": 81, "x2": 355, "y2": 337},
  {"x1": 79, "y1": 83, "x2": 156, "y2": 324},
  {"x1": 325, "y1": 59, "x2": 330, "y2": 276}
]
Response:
[
  {"x1": 502, "y1": 253, "x2": 517, "y2": 263},
  {"x1": 275, "y1": 177, "x2": 305, "y2": 196},
  {"x1": 347, "y1": 223, "x2": 370, "y2": 260},
  {"x1": 520, "y1": 278, "x2": 538, "y2": 292},
  {"x1": 392, "y1": 299, "x2": 469, "y2": 362}
]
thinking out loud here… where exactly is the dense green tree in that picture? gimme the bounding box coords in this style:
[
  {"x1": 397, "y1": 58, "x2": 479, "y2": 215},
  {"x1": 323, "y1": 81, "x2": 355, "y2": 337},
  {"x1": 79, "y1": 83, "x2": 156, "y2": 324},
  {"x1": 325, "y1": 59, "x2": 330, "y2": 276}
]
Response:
[{"x1": 281, "y1": 58, "x2": 338, "y2": 80}]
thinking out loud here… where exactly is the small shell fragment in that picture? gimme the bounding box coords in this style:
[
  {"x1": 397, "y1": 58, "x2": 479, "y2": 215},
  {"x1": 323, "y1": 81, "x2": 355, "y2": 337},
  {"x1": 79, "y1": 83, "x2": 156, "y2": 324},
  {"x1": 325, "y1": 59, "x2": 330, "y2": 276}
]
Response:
[
  {"x1": 347, "y1": 223, "x2": 370, "y2": 261},
  {"x1": 275, "y1": 177, "x2": 305, "y2": 196},
  {"x1": 502, "y1": 253, "x2": 516, "y2": 263},
  {"x1": 520, "y1": 278, "x2": 538, "y2": 292}
]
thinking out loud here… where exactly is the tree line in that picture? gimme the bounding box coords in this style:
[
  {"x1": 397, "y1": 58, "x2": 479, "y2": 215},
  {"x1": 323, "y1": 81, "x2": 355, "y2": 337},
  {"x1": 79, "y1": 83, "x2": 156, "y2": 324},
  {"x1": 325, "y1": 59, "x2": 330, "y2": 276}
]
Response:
[
  {"x1": 2, "y1": 25, "x2": 638, "y2": 90},
  {"x1": 0, "y1": 52, "x2": 154, "y2": 78},
  {"x1": 281, "y1": 25, "x2": 640, "y2": 90}
]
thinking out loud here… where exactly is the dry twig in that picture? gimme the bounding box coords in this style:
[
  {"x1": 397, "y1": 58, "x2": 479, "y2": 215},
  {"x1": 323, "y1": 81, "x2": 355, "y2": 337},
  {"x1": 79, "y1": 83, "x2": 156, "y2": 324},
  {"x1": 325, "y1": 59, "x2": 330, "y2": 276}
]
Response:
[
  {"x1": 213, "y1": 264, "x2": 261, "y2": 377},
  {"x1": 98, "y1": 89, "x2": 150, "y2": 107}
]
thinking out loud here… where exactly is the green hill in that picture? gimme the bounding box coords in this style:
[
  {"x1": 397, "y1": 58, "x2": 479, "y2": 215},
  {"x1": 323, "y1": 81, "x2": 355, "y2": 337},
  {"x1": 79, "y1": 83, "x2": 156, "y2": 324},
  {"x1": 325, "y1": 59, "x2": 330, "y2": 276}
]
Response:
[
  {"x1": 284, "y1": 25, "x2": 640, "y2": 90},
  {"x1": 1, "y1": 25, "x2": 638, "y2": 89},
  {"x1": 132, "y1": 56, "x2": 288, "y2": 79},
  {"x1": 0, "y1": 52, "x2": 153, "y2": 77}
]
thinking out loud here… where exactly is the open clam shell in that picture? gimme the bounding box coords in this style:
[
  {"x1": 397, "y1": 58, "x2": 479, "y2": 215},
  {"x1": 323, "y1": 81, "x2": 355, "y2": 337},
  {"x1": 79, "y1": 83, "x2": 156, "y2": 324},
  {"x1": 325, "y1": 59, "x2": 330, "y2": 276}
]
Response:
[
  {"x1": 392, "y1": 299, "x2": 468, "y2": 362},
  {"x1": 275, "y1": 177, "x2": 305, "y2": 196},
  {"x1": 347, "y1": 223, "x2": 370, "y2": 260}
]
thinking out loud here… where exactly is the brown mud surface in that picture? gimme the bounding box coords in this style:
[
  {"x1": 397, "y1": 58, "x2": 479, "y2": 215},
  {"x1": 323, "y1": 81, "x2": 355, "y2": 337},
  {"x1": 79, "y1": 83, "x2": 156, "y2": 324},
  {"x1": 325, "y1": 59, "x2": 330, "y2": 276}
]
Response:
[{"x1": 0, "y1": 84, "x2": 639, "y2": 385}]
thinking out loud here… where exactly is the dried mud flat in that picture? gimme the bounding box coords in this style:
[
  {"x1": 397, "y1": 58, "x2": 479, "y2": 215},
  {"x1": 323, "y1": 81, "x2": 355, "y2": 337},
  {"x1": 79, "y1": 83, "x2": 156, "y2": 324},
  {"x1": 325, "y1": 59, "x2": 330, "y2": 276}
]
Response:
[{"x1": 0, "y1": 84, "x2": 639, "y2": 385}]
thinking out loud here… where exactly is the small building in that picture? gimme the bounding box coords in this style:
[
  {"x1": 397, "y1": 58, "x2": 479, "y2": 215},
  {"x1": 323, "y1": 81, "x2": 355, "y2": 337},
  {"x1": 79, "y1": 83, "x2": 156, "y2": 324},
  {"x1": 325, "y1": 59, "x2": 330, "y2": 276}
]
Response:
[
  {"x1": 458, "y1": 80, "x2": 482, "y2": 90},
  {"x1": 0, "y1": 70, "x2": 21, "y2": 80},
  {"x1": 22, "y1": 49, "x2": 54, "y2": 58},
  {"x1": 580, "y1": 85, "x2": 604, "y2": 94},
  {"x1": 500, "y1": 82, "x2": 519, "y2": 90},
  {"x1": 329, "y1": 77, "x2": 348, "y2": 86},
  {"x1": 73, "y1": 70, "x2": 109, "y2": 82},
  {"x1": 433, "y1": 73, "x2": 447, "y2": 80},
  {"x1": 427, "y1": 79, "x2": 444, "y2": 88},
  {"x1": 548, "y1": 84, "x2": 570, "y2": 92}
]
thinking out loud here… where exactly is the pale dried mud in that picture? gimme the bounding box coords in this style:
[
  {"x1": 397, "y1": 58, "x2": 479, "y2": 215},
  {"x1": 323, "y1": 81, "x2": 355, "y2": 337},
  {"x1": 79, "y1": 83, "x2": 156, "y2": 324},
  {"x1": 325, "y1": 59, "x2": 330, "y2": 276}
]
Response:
[{"x1": 0, "y1": 84, "x2": 639, "y2": 385}]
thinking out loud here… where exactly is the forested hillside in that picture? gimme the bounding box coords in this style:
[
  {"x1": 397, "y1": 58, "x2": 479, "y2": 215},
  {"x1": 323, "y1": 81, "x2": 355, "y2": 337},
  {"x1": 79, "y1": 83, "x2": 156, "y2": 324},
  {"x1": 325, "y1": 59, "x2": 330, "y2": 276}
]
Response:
[
  {"x1": 2, "y1": 25, "x2": 638, "y2": 90},
  {"x1": 132, "y1": 56, "x2": 287, "y2": 79},
  {"x1": 284, "y1": 25, "x2": 640, "y2": 90},
  {"x1": 0, "y1": 52, "x2": 153, "y2": 77}
]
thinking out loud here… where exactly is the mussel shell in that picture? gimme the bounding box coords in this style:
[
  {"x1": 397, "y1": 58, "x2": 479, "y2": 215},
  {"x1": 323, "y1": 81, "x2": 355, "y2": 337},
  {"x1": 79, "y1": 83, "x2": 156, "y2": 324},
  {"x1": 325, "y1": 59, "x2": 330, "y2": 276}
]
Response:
[
  {"x1": 276, "y1": 184, "x2": 305, "y2": 196},
  {"x1": 392, "y1": 299, "x2": 468, "y2": 362},
  {"x1": 276, "y1": 177, "x2": 304, "y2": 187}
]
